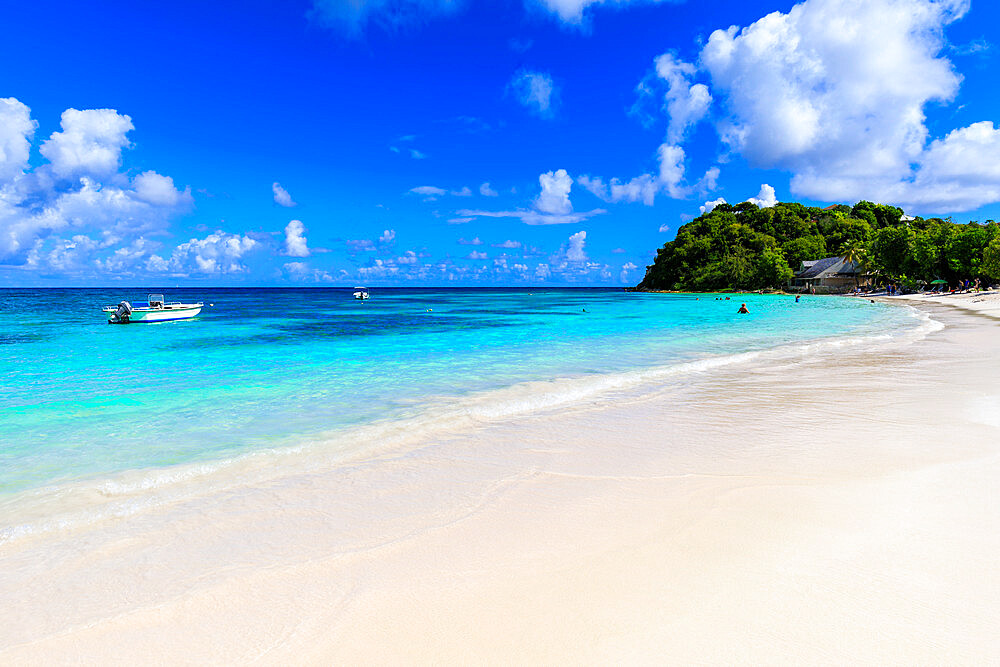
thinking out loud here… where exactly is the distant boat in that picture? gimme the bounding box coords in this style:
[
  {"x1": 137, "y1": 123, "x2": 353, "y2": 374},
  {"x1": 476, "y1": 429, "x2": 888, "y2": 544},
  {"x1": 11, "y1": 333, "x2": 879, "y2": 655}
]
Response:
[
  {"x1": 353, "y1": 286, "x2": 370, "y2": 300},
  {"x1": 102, "y1": 294, "x2": 203, "y2": 324}
]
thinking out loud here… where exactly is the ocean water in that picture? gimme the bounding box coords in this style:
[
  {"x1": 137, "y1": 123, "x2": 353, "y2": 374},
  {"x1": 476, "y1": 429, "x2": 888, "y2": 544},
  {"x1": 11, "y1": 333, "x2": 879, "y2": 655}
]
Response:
[{"x1": 0, "y1": 288, "x2": 919, "y2": 501}]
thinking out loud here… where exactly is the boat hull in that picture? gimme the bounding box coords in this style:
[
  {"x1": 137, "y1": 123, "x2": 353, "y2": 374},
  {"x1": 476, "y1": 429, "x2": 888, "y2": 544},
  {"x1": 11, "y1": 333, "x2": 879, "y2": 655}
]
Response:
[{"x1": 103, "y1": 305, "x2": 202, "y2": 323}]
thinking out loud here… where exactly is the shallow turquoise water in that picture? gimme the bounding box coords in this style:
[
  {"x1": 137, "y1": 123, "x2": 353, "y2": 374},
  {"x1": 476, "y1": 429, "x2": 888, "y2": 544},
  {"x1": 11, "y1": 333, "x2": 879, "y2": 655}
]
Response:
[{"x1": 0, "y1": 288, "x2": 915, "y2": 495}]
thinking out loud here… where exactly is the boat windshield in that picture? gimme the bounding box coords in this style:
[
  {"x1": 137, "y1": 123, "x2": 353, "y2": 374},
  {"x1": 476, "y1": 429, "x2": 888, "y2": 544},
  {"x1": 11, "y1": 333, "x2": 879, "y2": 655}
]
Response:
[{"x1": 148, "y1": 293, "x2": 165, "y2": 307}]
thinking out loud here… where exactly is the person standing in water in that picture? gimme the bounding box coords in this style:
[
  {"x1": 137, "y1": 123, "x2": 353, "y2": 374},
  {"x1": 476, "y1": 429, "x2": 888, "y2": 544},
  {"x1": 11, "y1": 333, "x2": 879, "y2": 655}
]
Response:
[{"x1": 737, "y1": 303, "x2": 750, "y2": 314}]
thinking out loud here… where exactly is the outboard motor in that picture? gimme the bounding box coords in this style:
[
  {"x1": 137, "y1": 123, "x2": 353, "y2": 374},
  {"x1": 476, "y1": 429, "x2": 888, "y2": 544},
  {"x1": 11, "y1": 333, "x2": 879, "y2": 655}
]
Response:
[{"x1": 110, "y1": 300, "x2": 132, "y2": 324}]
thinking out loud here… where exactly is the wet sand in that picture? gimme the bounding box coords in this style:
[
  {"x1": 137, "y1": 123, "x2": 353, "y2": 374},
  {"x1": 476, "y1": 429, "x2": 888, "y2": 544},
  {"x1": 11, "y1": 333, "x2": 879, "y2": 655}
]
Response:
[{"x1": 1, "y1": 302, "x2": 998, "y2": 664}]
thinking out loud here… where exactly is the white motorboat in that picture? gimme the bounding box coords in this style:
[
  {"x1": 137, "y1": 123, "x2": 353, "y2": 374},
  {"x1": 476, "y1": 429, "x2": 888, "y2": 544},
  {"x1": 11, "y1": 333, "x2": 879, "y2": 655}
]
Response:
[
  {"x1": 102, "y1": 294, "x2": 203, "y2": 324},
  {"x1": 353, "y1": 286, "x2": 370, "y2": 300}
]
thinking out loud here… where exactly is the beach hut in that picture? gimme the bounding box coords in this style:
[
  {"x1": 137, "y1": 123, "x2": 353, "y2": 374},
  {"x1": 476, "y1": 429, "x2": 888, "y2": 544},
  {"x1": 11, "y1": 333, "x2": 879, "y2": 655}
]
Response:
[{"x1": 788, "y1": 256, "x2": 869, "y2": 293}]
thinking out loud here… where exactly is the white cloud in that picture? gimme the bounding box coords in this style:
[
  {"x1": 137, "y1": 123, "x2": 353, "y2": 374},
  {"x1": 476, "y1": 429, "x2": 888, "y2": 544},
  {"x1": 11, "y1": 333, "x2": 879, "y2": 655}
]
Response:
[
  {"x1": 147, "y1": 231, "x2": 259, "y2": 275},
  {"x1": 745, "y1": 184, "x2": 777, "y2": 208},
  {"x1": 458, "y1": 237, "x2": 483, "y2": 245},
  {"x1": 454, "y1": 207, "x2": 604, "y2": 226},
  {"x1": 577, "y1": 174, "x2": 659, "y2": 206},
  {"x1": 452, "y1": 186, "x2": 472, "y2": 197},
  {"x1": 510, "y1": 70, "x2": 557, "y2": 118},
  {"x1": 658, "y1": 223, "x2": 671, "y2": 232},
  {"x1": 700, "y1": 197, "x2": 726, "y2": 214},
  {"x1": 410, "y1": 148, "x2": 426, "y2": 159},
  {"x1": 272, "y1": 182, "x2": 296, "y2": 207},
  {"x1": 653, "y1": 52, "x2": 712, "y2": 144},
  {"x1": 94, "y1": 237, "x2": 158, "y2": 274},
  {"x1": 492, "y1": 240, "x2": 522, "y2": 249},
  {"x1": 468, "y1": 250, "x2": 488, "y2": 260},
  {"x1": 0, "y1": 98, "x2": 36, "y2": 181},
  {"x1": 456, "y1": 168, "x2": 605, "y2": 225},
  {"x1": 619, "y1": 261, "x2": 638, "y2": 282},
  {"x1": 358, "y1": 258, "x2": 400, "y2": 279},
  {"x1": 379, "y1": 229, "x2": 396, "y2": 244},
  {"x1": 39, "y1": 108, "x2": 133, "y2": 179},
  {"x1": 900, "y1": 121, "x2": 1000, "y2": 210},
  {"x1": 0, "y1": 101, "x2": 192, "y2": 266},
  {"x1": 346, "y1": 238, "x2": 375, "y2": 252},
  {"x1": 409, "y1": 185, "x2": 448, "y2": 200},
  {"x1": 397, "y1": 250, "x2": 418, "y2": 264},
  {"x1": 536, "y1": 169, "x2": 573, "y2": 215},
  {"x1": 698, "y1": 0, "x2": 992, "y2": 211},
  {"x1": 562, "y1": 230, "x2": 587, "y2": 262},
  {"x1": 480, "y1": 182, "x2": 498, "y2": 196},
  {"x1": 284, "y1": 219, "x2": 309, "y2": 257},
  {"x1": 285, "y1": 261, "x2": 335, "y2": 283},
  {"x1": 133, "y1": 171, "x2": 188, "y2": 207}
]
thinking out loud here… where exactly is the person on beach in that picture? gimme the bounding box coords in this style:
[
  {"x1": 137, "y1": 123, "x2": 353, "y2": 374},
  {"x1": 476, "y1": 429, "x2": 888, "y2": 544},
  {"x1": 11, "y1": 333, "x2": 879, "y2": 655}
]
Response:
[{"x1": 737, "y1": 303, "x2": 749, "y2": 314}]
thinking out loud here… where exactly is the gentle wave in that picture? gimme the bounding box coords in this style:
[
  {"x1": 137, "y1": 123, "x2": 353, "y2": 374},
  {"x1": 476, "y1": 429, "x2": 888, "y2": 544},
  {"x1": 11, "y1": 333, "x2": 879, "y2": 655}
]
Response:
[{"x1": 0, "y1": 304, "x2": 940, "y2": 548}]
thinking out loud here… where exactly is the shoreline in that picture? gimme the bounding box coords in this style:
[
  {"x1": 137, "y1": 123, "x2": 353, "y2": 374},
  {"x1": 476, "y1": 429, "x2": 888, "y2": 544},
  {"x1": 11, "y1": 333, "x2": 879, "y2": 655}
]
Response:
[
  {"x1": 2, "y1": 302, "x2": 998, "y2": 662},
  {"x1": 875, "y1": 289, "x2": 1000, "y2": 320}
]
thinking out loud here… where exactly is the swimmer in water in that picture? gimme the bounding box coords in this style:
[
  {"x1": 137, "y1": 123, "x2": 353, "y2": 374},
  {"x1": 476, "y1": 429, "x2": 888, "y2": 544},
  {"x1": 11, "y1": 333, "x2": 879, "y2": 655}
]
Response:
[
  {"x1": 737, "y1": 303, "x2": 750, "y2": 314},
  {"x1": 795, "y1": 295, "x2": 800, "y2": 302}
]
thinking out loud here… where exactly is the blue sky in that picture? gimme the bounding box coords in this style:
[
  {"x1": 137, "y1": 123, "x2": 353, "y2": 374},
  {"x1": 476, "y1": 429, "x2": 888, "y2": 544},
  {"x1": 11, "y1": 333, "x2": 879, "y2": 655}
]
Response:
[{"x1": 1, "y1": 0, "x2": 998, "y2": 286}]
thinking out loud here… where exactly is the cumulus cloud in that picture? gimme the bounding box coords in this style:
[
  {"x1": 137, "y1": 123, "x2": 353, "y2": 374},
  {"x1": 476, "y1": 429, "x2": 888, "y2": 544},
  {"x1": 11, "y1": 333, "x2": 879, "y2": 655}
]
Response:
[
  {"x1": 510, "y1": 70, "x2": 557, "y2": 118},
  {"x1": 133, "y1": 171, "x2": 188, "y2": 207},
  {"x1": 458, "y1": 237, "x2": 483, "y2": 245},
  {"x1": 272, "y1": 182, "x2": 296, "y2": 207},
  {"x1": 492, "y1": 240, "x2": 522, "y2": 249},
  {"x1": 147, "y1": 231, "x2": 259, "y2": 275},
  {"x1": 479, "y1": 182, "x2": 498, "y2": 196},
  {"x1": 39, "y1": 108, "x2": 133, "y2": 179},
  {"x1": 284, "y1": 219, "x2": 309, "y2": 257},
  {"x1": 653, "y1": 52, "x2": 712, "y2": 144},
  {"x1": 700, "y1": 197, "x2": 726, "y2": 214},
  {"x1": 536, "y1": 169, "x2": 573, "y2": 215},
  {"x1": 397, "y1": 250, "x2": 418, "y2": 264},
  {"x1": 379, "y1": 229, "x2": 396, "y2": 244},
  {"x1": 745, "y1": 184, "x2": 777, "y2": 208},
  {"x1": 0, "y1": 100, "x2": 193, "y2": 268},
  {"x1": 619, "y1": 261, "x2": 638, "y2": 282},
  {"x1": 695, "y1": 0, "x2": 994, "y2": 211},
  {"x1": 0, "y1": 98, "x2": 36, "y2": 181},
  {"x1": 467, "y1": 250, "x2": 488, "y2": 260},
  {"x1": 456, "y1": 168, "x2": 605, "y2": 225},
  {"x1": 578, "y1": 142, "x2": 709, "y2": 207}
]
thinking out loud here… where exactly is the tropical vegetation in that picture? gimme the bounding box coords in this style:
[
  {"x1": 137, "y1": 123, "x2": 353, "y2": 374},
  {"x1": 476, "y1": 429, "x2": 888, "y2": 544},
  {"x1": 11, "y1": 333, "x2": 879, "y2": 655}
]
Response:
[{"x1": 638, "y1": 200, "x2": 1000, "y2": 291}]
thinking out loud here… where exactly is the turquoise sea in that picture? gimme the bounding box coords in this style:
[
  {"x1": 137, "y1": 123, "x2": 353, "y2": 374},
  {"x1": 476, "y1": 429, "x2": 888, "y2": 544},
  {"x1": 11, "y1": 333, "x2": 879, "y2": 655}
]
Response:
[{"x1": 0, "y1": 288, "x2": 919, "y2": 500}]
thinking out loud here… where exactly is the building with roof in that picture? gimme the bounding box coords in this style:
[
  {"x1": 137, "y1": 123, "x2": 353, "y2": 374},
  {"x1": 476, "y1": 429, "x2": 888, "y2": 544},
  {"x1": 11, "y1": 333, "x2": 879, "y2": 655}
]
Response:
[{"x1": 789, "y1": 256, "x2": 867, "y2": 293}]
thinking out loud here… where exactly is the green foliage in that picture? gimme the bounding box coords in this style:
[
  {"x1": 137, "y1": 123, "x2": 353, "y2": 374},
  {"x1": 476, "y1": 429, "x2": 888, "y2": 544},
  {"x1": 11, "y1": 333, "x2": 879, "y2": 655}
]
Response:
[
  {"x1": 638, "y1": 201, "x2": 1000, "y2": 291},
  {"x1": 982, "y1": 237, "x2": 1000, "y2": 280}
]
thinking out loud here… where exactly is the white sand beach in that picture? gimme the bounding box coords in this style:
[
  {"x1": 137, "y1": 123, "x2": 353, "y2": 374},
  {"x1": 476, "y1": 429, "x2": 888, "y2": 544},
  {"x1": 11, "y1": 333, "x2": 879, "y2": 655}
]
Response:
[
  {"x1": 888, "y1": 288, "x2": 1000, "y2": 319},
  {"x1": 1, "y1": 301, "x2": 998, "y2": 664}
]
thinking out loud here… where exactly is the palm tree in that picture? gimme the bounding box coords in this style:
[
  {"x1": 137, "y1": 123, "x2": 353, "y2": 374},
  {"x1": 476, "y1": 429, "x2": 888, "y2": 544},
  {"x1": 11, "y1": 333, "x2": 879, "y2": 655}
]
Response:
[{"x1": 839, "y1": 240, "x2": 869, "y2": 288}]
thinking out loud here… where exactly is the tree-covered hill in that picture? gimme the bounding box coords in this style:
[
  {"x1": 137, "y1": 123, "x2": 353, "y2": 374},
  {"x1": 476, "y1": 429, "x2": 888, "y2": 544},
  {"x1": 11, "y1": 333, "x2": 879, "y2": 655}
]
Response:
[{"x1": 637, "y1": 200, "x2": 1000, "y2": 291}]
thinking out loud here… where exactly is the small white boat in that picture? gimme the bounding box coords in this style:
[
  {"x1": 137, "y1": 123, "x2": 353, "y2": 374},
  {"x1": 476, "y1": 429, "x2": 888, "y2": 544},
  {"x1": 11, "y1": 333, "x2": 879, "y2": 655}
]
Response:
[
  {"x1": 102, "y1": 294, "x2": 203, "y2": 324},
  {"x1": 353, "y1": 286, "x2": 370, "y2": 300}
]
